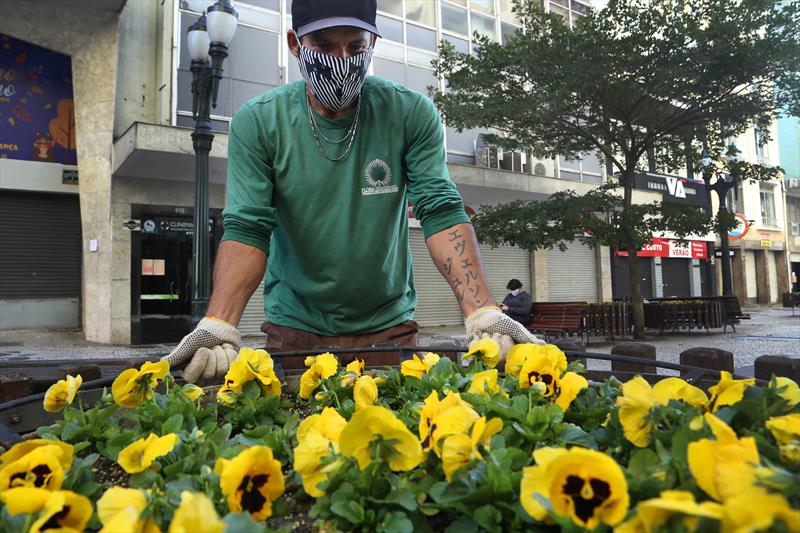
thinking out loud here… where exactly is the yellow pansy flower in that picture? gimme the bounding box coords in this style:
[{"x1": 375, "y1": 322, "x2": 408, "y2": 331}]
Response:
[
  {"x1": 168, "y1": 491, "x2": 224, "y2": 533},
  {"x1": 0, "y1": 439, "x2": 73, "y2": 469},
  {"x1": 687, "y1": 412, "x2": 760, "y2": 502},
  {"x1": 112, "y1": 360, "x2": 170, "y2": 408},
  {"x1": 615, "y1": 376, "x2": 655, "y2": 448},
  {"x1": 181, "y1": 383, "x2": 203, "y2": 402},
  {"x1": 615, "y1": 376, "x2": 709, "y2": 447},
  {"x1": 463, "y1": 338, "x2": 501, "y2": 368},
  {"x1": 341, "y1": 358, "x2": 365, "y2": 386},
  {"x1": 216, "y1": 387, "x2": 237, "y2": 406},
  {"x1": 236, "y1": 348, "x2": 282, "y2": 396},
  {"x1": 97, "y1": 486, "x2": 160, "y2": 533},
  {"x1": 418, "y1": 391, "x2": 479, "y2": 455},
  {"x1": 520, "y1": 447, "x2": 629, "y2": 529},
  {"x1": 518, "y1": 345, "x2": 567, "y2": 394},
  {"x1": 400, "y1": 352, "x2": 440, "y2": 379},
  {"x1": 771, "y1": 376, "x2": 800, "y2": 409},
  {"x1": 354, "y1": 375, "x2": 378, "y2": 410},
  {"x1": 706, "y1": 371, "x2": 755, "y2": 412},
  {"x1": 505, "y1": 343, "x2": 540, "y2": 378},
  {"x1": 340, "y1": 406, "x2": 422, "y2": 472},
  {"x1": 652, "y1": 377, "x2": 709, "y2": 408},
  {"x1": 215, "y1": 445, "x2": 284, "y2": 521},
  {"x1": 0, "y1": 445, "x2": 65, "y2": 492},
  {"x1": 765, "y1": 413, "x2": 800, "y2": 463},
  {"x1": 220, "y1": 360, "x2": 254, "y2": 394},
  {"x1": 299, "y1": 353, "x2": 339, "y2": 399},
  {"x1": 29, "y1": 490, "x2": 92, "y2": 533},
  {"x1": 555, "y1": 371, "x2": 589, "y2": 411},
  {"x1": 43, "y1": 374, "x2": 82, "y2": 413},
  {"x1": 721, "y1": 491, "x2": 800, "y2": 533},
  {"x1": 293, "y1": 407, "x2": 347, "y2": 497},
  {"x1": 117, "y1": 433, "x2": 179, "y2": 474},
  {"x1": 615, "y1": 490, "x2": 723, "y2": 533},
  {"x1": 441, "y1": 433, "x2": 473, "y2": 481},
  {"x1": 467, "y1": 369, "x2": 508, "y2": 397},
  {"x1": 0, "y1": 487, "x2": 50, "y2": 515}
]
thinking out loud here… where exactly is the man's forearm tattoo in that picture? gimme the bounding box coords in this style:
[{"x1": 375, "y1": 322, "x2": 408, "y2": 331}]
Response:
[{"x1": 440, "y1": 229, "x2": 489, "y2": 308}]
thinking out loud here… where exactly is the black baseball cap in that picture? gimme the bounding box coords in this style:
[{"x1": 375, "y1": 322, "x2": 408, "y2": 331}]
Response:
[{"x1": 291, "y1": 0, "x2": 381, "y2": 38}]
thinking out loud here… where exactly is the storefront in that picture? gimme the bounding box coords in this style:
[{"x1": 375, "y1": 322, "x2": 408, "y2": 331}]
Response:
[{"x1": 547, "y1": 243, "x2": 599, "y2": 302}]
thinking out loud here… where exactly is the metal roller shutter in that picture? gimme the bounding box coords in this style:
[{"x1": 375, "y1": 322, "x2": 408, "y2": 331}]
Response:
[
  {"x1": 0, "y1": 190, "x2": 81, "y2": 298},
  {"x1": 661, "y1": 258, "x2": 691, "y2": 298},
  {"x1": 240, "y1": 280, "x2": 266, "y2": 337},
  {"x1": 547, "y1": 243, "x2": 598, "y2": 302},
  {"x1": 410, "y1": 229, "x2": 532, "y2": 327}
]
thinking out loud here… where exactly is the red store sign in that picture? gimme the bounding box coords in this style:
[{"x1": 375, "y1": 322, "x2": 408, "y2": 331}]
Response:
[{"x1": 615, "y1": 238, "x2": 708, "y2": 259}]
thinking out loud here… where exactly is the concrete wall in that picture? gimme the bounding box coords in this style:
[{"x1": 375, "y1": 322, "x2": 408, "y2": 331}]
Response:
[{"x1": 0, "y1": 0, "x2": 121, "y2": 343}]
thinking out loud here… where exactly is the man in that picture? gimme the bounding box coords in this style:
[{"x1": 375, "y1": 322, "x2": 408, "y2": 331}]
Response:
[
  {"x1": 500, "y1": 279, "x2": 533, "y2": 327},
  {"x1": 164, "y1": 0, "x2": 542, "y2": 382}
]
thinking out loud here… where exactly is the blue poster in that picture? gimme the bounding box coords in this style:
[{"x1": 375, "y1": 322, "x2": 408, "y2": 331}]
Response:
[{"x1": 0, "y1": 33, "x2": 77, "y2": 164}]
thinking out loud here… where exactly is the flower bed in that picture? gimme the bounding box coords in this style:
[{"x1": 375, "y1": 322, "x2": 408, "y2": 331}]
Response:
[{"x1": 0, "y1": 339, "x2": 798, "y2": 532}]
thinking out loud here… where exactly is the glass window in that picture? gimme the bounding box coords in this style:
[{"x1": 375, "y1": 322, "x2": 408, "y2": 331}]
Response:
[
  {"x1": 377, "y1": 0, "x2": 403, "y2": 17},
  {"x1": 375, "y1": 39, "x2": 406, "y2": 61},
  {"x1": 442, "y1": 3, "x2": 469, "y2": 35},
  {"x1": 179, "y1": 0, "x2": 213, "y2": 13},
  {"x1": 471, "y1": 0, "x2": 495, "y2": 15},
  {"x1": 405, "y1": 64, "x2": 438, "y2": 95},
  {"x1": 760, "y1": 185, "x2": 777, "y2": 226},
  {"x1": 581, "y1": 153, "x2": 602, "y2": 174},
  {"x1": 501, "y1": 21, "x2": 519, "y2": 44},
  {"x1": 241, "y1": 0, "x2": 280, "y2": 12},
  {"x1": 499, "y1": 0, "x2": 521, "y2": 22},
  {"x1": 471, "y1": 12, "x2": 496, "y2": 40},
  {"x1": 446, "y1": 0, "x2": 468, "y2": 6},
  {"x1": 407, "y1": 48, "x2": 437, "y2": 68},
  {"x1": 560, "y1": 156, "x2": 580, "y2": 170},
  {"x1": 406, "y1": 23, "x2": 437, "y2": 50},
  {"x1": 754, "y1": 128, "x2": 766, "y2": 158},
  {"x1": 237, "y1": 5, "x2": 280, "y2": 31},
  {"x1": 444, "y1": 34, "x2": 470, "y2": 54},
  {"x1": 377, "y1": 14, "x2": 404, "y2": 43},
  {"x1": 405, "y1": 0, "x2": 436, "y2": 26},
  {"x1": 560, "y1": 170, "x2": 582, "y2": 182},
  {"x1": 373, "y1": 57, "x2": 406, "y2": 84},
  {"x1": 549, "y1": 4, "x2": 569, "y2": 21},
  {"x1": 570, "y1": 0, "x2": 591, "y2": 16}
]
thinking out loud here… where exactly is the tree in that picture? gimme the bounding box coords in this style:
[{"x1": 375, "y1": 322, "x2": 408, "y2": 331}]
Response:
[{"x1": 432, "y1": 0, "x2": 799, "y2": 337}]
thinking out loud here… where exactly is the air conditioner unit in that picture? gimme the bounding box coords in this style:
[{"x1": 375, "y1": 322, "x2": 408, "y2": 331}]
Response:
[
  {"x1": 529, "y1": 157, "x2": 555, "y2": 177},
  {"x1": 500, "y1": 150, "x2": 527, "y2": 173},
  {"x1": 475, "y1": 146, "x2": 501, "y2": 169}
]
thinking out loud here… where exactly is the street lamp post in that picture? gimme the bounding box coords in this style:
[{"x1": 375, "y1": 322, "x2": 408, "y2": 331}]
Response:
[
  {"x1": 186, "y1": 0, "x2": 237, "y2": 326},
  {"x1": 702, "y1": 143, "x2": 741, "y2": 296}
]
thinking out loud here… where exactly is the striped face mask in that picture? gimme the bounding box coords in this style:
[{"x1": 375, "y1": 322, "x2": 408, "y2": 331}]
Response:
[{"x1": 296, "y1": 43, "x2": 373, "y2": 112}]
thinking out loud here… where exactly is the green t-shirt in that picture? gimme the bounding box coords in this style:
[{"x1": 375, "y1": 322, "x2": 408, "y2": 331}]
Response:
[{"x1": 222, "y1": 77, "x2": 469, "y2": 335}]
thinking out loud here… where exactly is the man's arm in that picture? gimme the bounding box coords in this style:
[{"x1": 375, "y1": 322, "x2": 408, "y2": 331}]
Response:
[
  {"x1": 206, "y1": 240, "x2": 267, "y2": 325},
  {"x1": 426, "y1": 222, "x2": 497, "y2": 316}
]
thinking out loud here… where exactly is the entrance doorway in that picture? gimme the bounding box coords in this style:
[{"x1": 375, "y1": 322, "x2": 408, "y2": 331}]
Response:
[
  {"x1": 131, "y1": 205, "x2": 222, "y2": 344},
  {"x1": 661, "y1": 258, "x2": 691, "y2": 298}
]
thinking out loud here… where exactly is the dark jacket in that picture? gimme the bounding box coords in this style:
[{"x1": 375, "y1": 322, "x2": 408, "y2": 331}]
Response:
[{"x1": 502, "y1": 291, "x2": 532, "y2": 325}]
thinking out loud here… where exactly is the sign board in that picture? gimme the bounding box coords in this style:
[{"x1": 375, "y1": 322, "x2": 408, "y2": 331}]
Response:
[
  {"x1": 665, "y1": 176, "x2": 686, "y2": 198},
  {"x1": 0, "y1": 34, "x2": 77, "y2": 164},
  {"x1": 616, "y1": 238, "x2": 708, "y2": 259},
  {"x1": 714, "y1": 250, "x2": 735, "y2": 257},
  {"x1": 62, "y1": 169, "x2": 78, "y2": 185},
  {"x1": 141, "y1": 217, "x2": 214, "y2": 235},
  {"x1": 728, "y1": 214, "x2": 750, "y2": 240}
]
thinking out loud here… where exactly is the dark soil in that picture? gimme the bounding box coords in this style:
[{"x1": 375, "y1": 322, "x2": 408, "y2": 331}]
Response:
[{"x1": 91, "y1": 455, "x2": 128, "y2": 488}]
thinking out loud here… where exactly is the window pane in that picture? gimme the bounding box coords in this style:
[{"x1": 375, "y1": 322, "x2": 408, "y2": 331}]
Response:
[
  {"x1": 560, "y1": 156, "x2": 580, "y2": 170},
  {"x1": 406, "y1": 0, "x2": 436, "y2": 26},
  {"x1": 549, "y1": 4, "x2": 569, "y2": 21},
  {"x1": 444, "y1": 34, "x2": 469, "y2": 54},
  {"x1": 571, "y1": 0, "x2": 591, "y2": 15},
  {"x1": 583, "y1": 173, "x2": 603, "y2": 184},
  {"x1": 499, "y1": 0, "x2": 521, "y2": 22},
  {"x1": 375, "y1": 39, "x2": 406, "y2": 61},
  {"x1": 471, "y1": 12, "x2": 496, "y2": 40},
  {"x1": 560, "y1": 170, "x2": 582, "y2": 181},
  {"x1": 377, "y1": 14, "x2": 404, "y2": 43},
  {"x1": 471, "y1": 0, "x2": 495, "y2": 15},
  {"x1": 237, "y1": 5, "x2": 281, "y2": 31},
  {"x1": 240, "y1": 1, "x2": 281, "y2": 12},
  {"x1": 445, "y1": 0, "x2": 468, "y2": 6},
  {"x1": 377, "y1": 0, "x2": 403, "y2": 17},
  {"x1": 179, "y1": 0, "x2": 213, "y2": 13},
  {"x1": 373, "y1": 57, "x2": 406, "y2": 85},
  {"x1": 501, "y1": 21, "x2": 519, "y2": 44},
  {"x1": 407, "y1": 23, "x2": 437, "y2": 50},
  {"x1": 581, "y1": 153, "x2": 602, "y2": 174},
  {"x1": 442, "y1": 3, "x2": 469, "y2": 35},
  {"x1": 406, "y1": 48, "x2": 436, "y2": 68},
  {"x1": 405, "y1": 65, "x2": 437, "y2": 95}
]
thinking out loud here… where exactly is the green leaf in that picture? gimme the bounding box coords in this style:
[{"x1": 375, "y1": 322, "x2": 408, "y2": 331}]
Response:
[
  {"x1": 473, "y1": 505, "x2": 503, "y2": 533},
  {"x1": 222, "y1": 513, "x2": 267, "y2": 533},
  {"x1": 162, "y1": 413, "x2": 184, "y2": 434},
  {"x1": 627, "y1": 448, "x2": 660, "y2": 478},
  {"x1": 557, "y1": 423, "x2": 597, "y2": 448},
  {"x1": 444, "y1": 516, "x2": 478, "y2": 533},
  {"x1": 330, "y1": 500, "x2": 365, "y2": 524},
  {"x1": 378, "y1": 511, "x2": 414, "y2": 533},
  {"x1": 60, "y1": 421, "x2": 84, "y2": 441},
  {"x1": 383, "y1": 488, "x2": 418, "y2": 511}
]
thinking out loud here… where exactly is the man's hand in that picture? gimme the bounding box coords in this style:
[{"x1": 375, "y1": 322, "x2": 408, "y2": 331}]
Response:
[
  {"x1": 162, "y1": 317, "x2": 241, "y2": 383},
  {"x1": 465, "y1": 306, "x2": 545, "y2": 356}
]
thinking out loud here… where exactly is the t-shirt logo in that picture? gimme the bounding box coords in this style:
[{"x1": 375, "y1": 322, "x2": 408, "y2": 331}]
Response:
[{"x1": 361, "y1": 159, "x2": 398, "y2": 196}]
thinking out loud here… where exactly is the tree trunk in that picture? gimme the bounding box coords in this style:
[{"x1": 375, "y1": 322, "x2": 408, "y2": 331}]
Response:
[{"x1": 621, "y1": 167, "x2": 645, "y2": 339}]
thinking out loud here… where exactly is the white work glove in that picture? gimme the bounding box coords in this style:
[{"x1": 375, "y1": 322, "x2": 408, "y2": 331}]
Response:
[
  {"x1": 464, "y1": 306, "x2": 545, "y2": 356},
  {"x1": 162, "y1": 317, "x2": 241, "y2": 383}
]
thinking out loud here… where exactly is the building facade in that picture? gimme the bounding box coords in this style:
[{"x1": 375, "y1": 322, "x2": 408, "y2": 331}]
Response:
[
  {"x1": 2, "y1": 0, "x2": 785, "y2": 344},
  {"x1": 777, "y1": 116, "x2": 800, "y2": 293}
]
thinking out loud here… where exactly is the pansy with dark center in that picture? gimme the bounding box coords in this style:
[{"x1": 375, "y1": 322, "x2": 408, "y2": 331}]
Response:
[
  {"x1": 562, "y1": 475, "x2": 612, "y2": 524},
  {"x1": 40, "y1": 505, "x2": 71, "y2": 530},
  {"x1": 238, "y1": 473, "x2": 269, "y2": 514},
  {"x1": 9, "y1": 464, "x2": 53, "y2": 488}
]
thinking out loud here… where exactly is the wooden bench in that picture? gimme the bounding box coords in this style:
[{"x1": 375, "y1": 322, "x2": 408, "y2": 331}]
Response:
[{"x1": 528, "y1": 302, "x2": 587, "y2": 341}]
